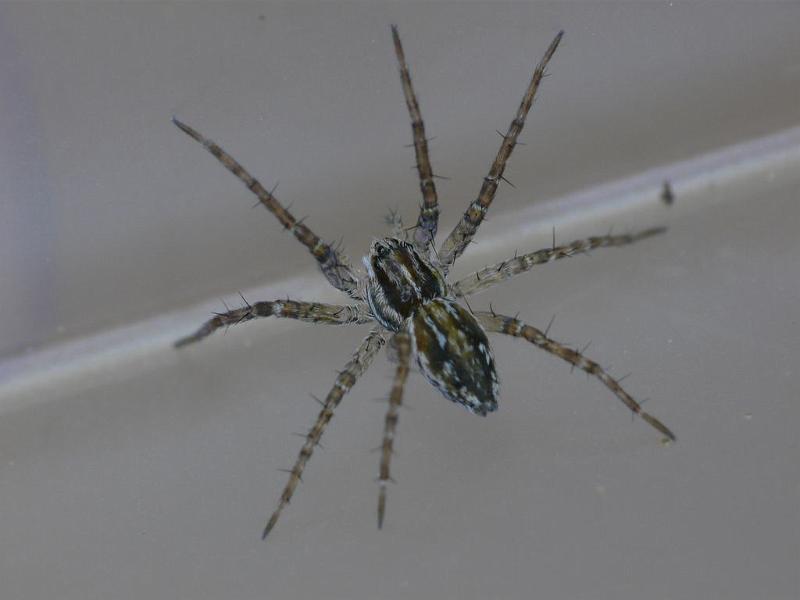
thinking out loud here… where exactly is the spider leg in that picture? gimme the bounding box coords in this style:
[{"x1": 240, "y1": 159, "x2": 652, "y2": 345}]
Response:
[
  {"x1": 175, "y1": 300, "x2": 372, "y2": 348},
  {"x1": 475, "y1": 311, "x2": 676, "y2": 441},
  {"x1": 262, "y1": 328, "x2": 386, "y2": 538},
  {"x1": 377, "y1": 331, "x2": 411, "y2": 529},
  {"x1": 172, "y1": 118, "x2": 360, "y2": 298},
  {"x1": 452, "y1": 227, "x2": 666, "y2": 297},
  {"x1": 391, "y1": 25, "x2": 439, "y2": 254},
  {"x1": 438, "y1": 31, "x2": 563, "y2": 270}
]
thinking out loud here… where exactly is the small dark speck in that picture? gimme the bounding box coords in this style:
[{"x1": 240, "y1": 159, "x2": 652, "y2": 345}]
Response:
[
  {"x1": 661, "y1": 180, "x2": 675, "y2": 206},
  {"x1": 258, "y1": 14, "x2": 265, "y2": 21}
]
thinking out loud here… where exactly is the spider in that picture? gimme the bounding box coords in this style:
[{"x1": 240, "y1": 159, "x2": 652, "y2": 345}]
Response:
[{"x1": 173, "y1": 26, "x2": 675, "y2": 539}]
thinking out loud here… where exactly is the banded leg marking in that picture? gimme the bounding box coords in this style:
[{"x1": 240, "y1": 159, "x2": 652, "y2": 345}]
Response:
[
  {"x1": 438, "y1": 31, "x2": 563, "y2": 269},
  {"x1": 175, "y1": 300, "x2": 371, "y2": 348},
  {"x1": 378, "y1": 332, "x2": 411, "y2": 529},
  {"x1": 391, "y1": 25, "x2": 440, "y2": 253},
  {"x1": 476, "y1": 311, "x2": 676, "y2": 441},
  {"x1": 262, "y1": 329, "x2": 386, "y2": 538},
  {"x1": 453, "y1": 227, "x2": 666, "y2": 297},
  {"x1": 173, "y1": 118, "x2": 360, "y2": 298}
]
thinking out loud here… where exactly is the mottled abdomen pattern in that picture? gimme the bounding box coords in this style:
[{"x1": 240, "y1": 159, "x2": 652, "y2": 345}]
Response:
[
  {"x1": 365, "y1": 238, "x2": 499, "y2": 415},
  {"x1": 411, "y1": 299, "x2": 498, "y2": 415}
]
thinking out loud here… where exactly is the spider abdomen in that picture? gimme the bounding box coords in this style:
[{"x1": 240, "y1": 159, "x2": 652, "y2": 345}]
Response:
[{"x1": 410, "y1": 299, "x2": 499, "y2": 416}]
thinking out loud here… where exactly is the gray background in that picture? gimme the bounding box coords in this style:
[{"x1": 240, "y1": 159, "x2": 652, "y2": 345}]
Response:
[{"x1": 0, "y1": 3, "x2": 798, "y2": 599}]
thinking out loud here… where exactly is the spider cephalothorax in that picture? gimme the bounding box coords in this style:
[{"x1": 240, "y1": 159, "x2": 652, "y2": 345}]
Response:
[
  {"x1": 174, "y1": 26, "x2": 674, "y2": 538},
  {"x1": 364, "y1": 237, "x2": 446, "y2": 330}
]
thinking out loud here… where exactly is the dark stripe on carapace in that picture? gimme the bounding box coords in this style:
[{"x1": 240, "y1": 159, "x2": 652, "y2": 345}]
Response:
[{"x1": 370, "y1": 239, "x2": 445, "y2": 320}]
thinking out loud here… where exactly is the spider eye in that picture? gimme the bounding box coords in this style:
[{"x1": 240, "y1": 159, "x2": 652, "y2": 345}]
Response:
[{"x1": 376, "y1": 245, "x2": 389, "y2": 259}]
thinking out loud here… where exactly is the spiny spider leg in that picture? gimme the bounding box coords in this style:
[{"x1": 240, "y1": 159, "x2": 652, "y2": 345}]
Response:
[
  {"x1": 475, "y1": 311, "x2": 676, "y2": 441},
  {"x1": 262, "y1": 329, "x2": 386, "y2": 539},
  {"x1": 172, "y1": 118, "x2": 360, "y2": 298},
  {"x1": 452, "y1": 227, "x2": 666, "y2": 297},
  {"x1": 391, "y1": 25, "x2": 440, "y2": 254},
  {"x1": 378, "y1": 331, "x2": 411, "y2": 529},
  {"x1": 438, "y1": 31, "x2": 564, "y2": 270},
  {"x1": 175, "y1": 300, "x2": 372, "y2": 348}
]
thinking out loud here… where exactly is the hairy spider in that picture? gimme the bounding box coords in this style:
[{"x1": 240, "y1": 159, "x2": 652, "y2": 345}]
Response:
[{"x1": 173, "y1": 26, "x2": 675, "y2": 539}]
